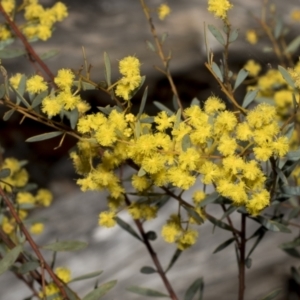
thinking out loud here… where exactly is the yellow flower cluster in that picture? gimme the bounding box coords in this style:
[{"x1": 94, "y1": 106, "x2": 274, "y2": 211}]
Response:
[
  {"x1": 244, "y1": 60, "x2": 261, "y2": 77},
  {"x1": 22, "y1": 1, "x2": 68, "y2": 41},
  {"x1": 38, "y1": 267, "x2": 71, "y2": 300},
  {"x1": 0, "y1": 158, "x2": 53, "y2": 236},
  {"x1": 157, "y1": 4, "x2": 171, "y2": 20},
  {"x1": 115, "y1": 56, "x2": 142, "y2": 101},
  {"x1": 207, "y1": 0, "x2": 233, "y2": 20},
  {"x1": 41, "y1": 68, "x2": 90, "y2": 118},
  {"x1": 0, "y1": 0, "x2": 67, "y2": 42},
  {"x1": 246, "y1": 29, "x2": 258, "y2": 45},
  {"x1": 71, "y1": 94, "x2": 289, "y2": 239}
]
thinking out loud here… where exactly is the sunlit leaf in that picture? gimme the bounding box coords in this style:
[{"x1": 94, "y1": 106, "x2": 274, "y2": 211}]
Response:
[
  {"x1": 207, "y1": 24, "x2": 225, "y2": 46},
  {"x1": 278, "y1": 65, "x2": 295, "y2": 88},
  {"x1": 212, "y1": 62, "x2": 223, "y2": 82},
  {"x1": 234, "y1": 69, "x2": 248, "y2": 90},
  {"x1": 3, "y1": 109, "x2": 14, "y2": 121},
  {"x1": 31, "y1": 90, "x2": 48, "y2": 108},
  {"x1": 26, "y1": 131, "x2": 63, "y2": 142},
  {"x1": 191, "y1": 98, "x2": 200, "y2": 106},
  {"x1": 274, "y1": 18, "x2": 283, "y2": 39},
  {"x1": 242, "y1": 89, "x2": 258, "y2": 108},
  {"x1": 153, "y1": 101, "x2": 174, "y2": 115},
  {"x1": 183, "y1": 206, "x2": 204, "y2": 224},
  {"x1": 184, "y1": 277, "x2": 204, "y2": 300},
  {"x1": 182, "y1": 134, "x2": 192, "y2": 151},
  {"x1": 255, "y1": 216, "x2": 291, "y2": 233},
  {"x1": 69, "y1": 108, "x2": 79, "y2": 130},
  {"x1": 116, "y1": 217, "x2": 142, "y2": 241},
  {"x1": 206, "y1": 214, "x2": 234, "y2": 232},
  {"x1": 127, "y1": 286, "x2": 169, "y2": 297},
  {"x1": 42, "y1": 241, "x2": 88, "y2": 252},
  {"x1": 138, "y1": 86, "x2": 148, "y2": 117},
  {"x1": 146, "y1": 40, "x2": 155, "y2": 52},
  {"x1": 199, "y1": 192, "x2": 220, "y2": 207},
  {"x1": 82, "y1": 280, "x2": 117, "y2": 300},
  {"x1": 228, "y1": 28, "x2": 239, "y2": 43},
  {"x1": 0, "y1": 245, "x2": 23, "y2": 275},
  {"x1": 161, "y1": 32, "x2": 168, "y2": 43},
  {"x1": 104, "y1": 52, "x2": 111, "y2": 86},
  {"x1": 285, "y1": 36, "x2": 300, "y2": 54}
]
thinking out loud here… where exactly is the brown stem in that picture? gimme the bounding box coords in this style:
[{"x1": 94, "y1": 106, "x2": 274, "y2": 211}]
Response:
[
  {"x1": 238, "y1": 214, "x2": 246, "y2": 300},
  {"x1": 124, "y1": 195, "x2": 178, "y2": 300},
  {"x1": 139, "y1": 0, "x2": 183, "y2": 113},
  {"x1": 0, "y1": 187, "x2": 70, "y2": 300},
  {"x1": 0, "y1": 4, "x2": 55, "y2": 83}
]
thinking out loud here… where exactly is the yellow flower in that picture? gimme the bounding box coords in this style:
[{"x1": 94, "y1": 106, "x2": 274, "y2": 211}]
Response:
[
  {"x1": 246, "y1": 29, "x2": 258, "y2": 45},
  {"x1": 177, "y1": 229, "x2": 198, "y2": 250},
  {"x1": 9, "y1": 73, "x2": 22, "y2": 89},
  {"x1": 119, "y1": 56, "x2": 140, "y2": 77},
  {"x1": 192, "y1": 190, "x2": 206, "y2": 205},
  {"x1": 158, "y1": 4, "x2": 171, "y2": 20},
  {"x1": 2, "y1": 217, "x2": 14, "y2": 234},
  {"x1": 54, "y1": 69, "x2": 74, "y2": 89},
  {"x1": 161, "y1": 222, "x2": 181, "y2": 243},
  {"x1": 55, "y1": 267, "x2": 71, "y2": 283},
  {"x1": 291, "y1": 10, "x2": 300, "y2": 21},
  {"x1": 57, "y1": 90, "x2": 81, "y2": 110},
  {"x1": 16, "y1": 192, "x2": 35, "y2": 205},
  {"x1": 1, "y1": 0, "x2": 15, "y2": 14},
  {"x1": 132, "y1": 174, "x2": 151, "y2": 192},
  {"x1": 37, "y1": 24, "x2": 52, "y2": 41},
  {"x1": 204, "y1": 96, "x2": 226, "y2": 115},
  {"x1": 154, "y1": 111, "x2": 175, "y2": 132},
  {"x1": 213, "y1": 110, "x2": 237, "y2": 134},
  {"x1": 0, "y1": 25, "x2": 11, "y2": 41},
  {"x1": 30, "y1": 223, "x2": 44, "y2": 235},
  {"x1": 42, "y1": 95, "x2": 62, "y2": 118},
  {"x1": 35, "y1": 189, "x2": 53, "y2": 207},
  {"x1": 208, "y1": 0, "x2": 233, "y2": 20},
  {"x1": 246, "y1": 189, "x2": 270, "y2": 216},
  {"x1": 23, "y1": 25, "x2": 38, "y2": 40},
  {"x1": 26, "y1": 75, "x2": 48, "y2": 94},
  {"x1": 244, "y1": 60, "x2": 261, "y2": 77},
  {"x1": 98, "y1": 211, "x2": 116, "y2": 228},
  {"x1": 51, "y1": 2, "x2": 68, "y2": 22},
  {"x1": 24, "y1": 3, "x2": 44, "y2": 20}
]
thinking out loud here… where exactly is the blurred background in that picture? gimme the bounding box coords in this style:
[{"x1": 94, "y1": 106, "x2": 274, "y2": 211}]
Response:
[{"x1": 1, "y1": 0, "x2": 300, "y2": 299}]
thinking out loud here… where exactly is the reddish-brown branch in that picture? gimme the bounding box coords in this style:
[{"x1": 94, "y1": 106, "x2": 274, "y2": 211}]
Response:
[
  {"x1": 0, "y1": 4, "x2": 55, "y2": 83},
  {"x1": 0, "y1": 187, "x2": 69, "y2": 299},
  {"x1": 124, "y1": 195, "x2": 179, "y2": 300}
]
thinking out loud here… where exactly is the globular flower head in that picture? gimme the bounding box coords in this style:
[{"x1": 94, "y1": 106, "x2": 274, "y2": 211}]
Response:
[
  {"x1": 158, "y1": 4, "x2": 171, "y2": 20},
  {"x1": 208, "y1": 0, "x2": 233, "y2": 20}
]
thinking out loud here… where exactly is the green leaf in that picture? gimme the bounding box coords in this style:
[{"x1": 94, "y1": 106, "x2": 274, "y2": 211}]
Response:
[
  {"x1": 260, "y1": 288, "x2": 281, "y2": 300},
  {"x1": 172, "y1": 94, "x2": 179, "y2": 110},
  {"x1": 153, "y1": 101, "x2": 174, "y2": 115},
  {"x1": 291, "y1": 266, "x2": 300, "y2": 284},
  {"x1": 26, "y1": 131, "x2": 63, "y2": 142},
  {"x1": 184, "y1": 278, "x2": 204, "y2": 300},
  {"x1": 70, "y1": 270, "x2": 103, "y2": 282},
  {"x1": 146, "y1": 231, "x2": 157, "y2": 241},
  {"x1": 206, "y1": 214, "x2": 234, "y2": 232},
  {"x1": 161, "y1": 32, "x2": 168, "y2": 43},
  {"x1": 220, "y1": 205, "x2": 237, "y2": 220},
  {"x1": 212, "y1": 62, "x2": 223, "y2": 82},
  {"x1": 0, "y1": 38, "x2": 14, "y2": 50},
  {"x1": 42, "y1": 241, "x2": 88, "y2": 252},
  {"x1": 279, "y1": 238, "x2": 300, "y2": 250},
  {"x1": 69, "y1": 108, "x2": 79, "y2": 130},
  {"x1": 182, "y1": 134, "x2": 192, "y2": 151},
  {"x1": 199, "y1": 192, "x2": 220, "y2": 207},
  {"x1": 280, "y1": 186, "x2": 300, "y2": 196},
  {"x1": 213, "y1": 238, "x2": 235, "y2": 254},
  {"x1": 255, "y1": 216, "x2": 291, "y2": 233},
  {"x1": 282, "y1": 248, "x2": 300, "y2": 258},
  {"x1": 0, "y1": 168, "x2": 10, "y2": 178},
  {"x1": 245, "y1": 258, "x2": 252, "y2": 269},
  {"x1": 127, "y1": 286, "x2": 169, "y2": 297},
  {"x1": 82, "y1": 280, "x2": 117, "y2": 300},
  {"x1": 165, "y1": 249, "x2": 182, "y2": 273},
  {"x1": 246, "y1": 228, "x2": 265, "y2": 259},
  {"x1": 278, "y1": 65, "x2": 295, "y2": 88},
  {"x1": 116, "y1": 217, "x2": 142, "y2": 241},
  {"x1": 138, "y1": 86, "x2": 148, "y2": 117},
  {"x1": 0, "y1": 245, "x2": 23, "y2": 275},
  {"x1": 0, "y1": 48, "x2": 26, "y2": 59},
  {"x1": 40, "y1": 49, "x2": 59, "y2": 60},
  {"x1": 104, "y1": 52, "x2": 111, "y2": 86},
  {"x1": 207, "y1": 24, "x2": 225, "y2": 46},
  {"x1": 183, "y1": 206, "x2": 204, "y2": 224},
  {"x1": 140, "y1": 266, "x2": 157, "y2": 274},
  {"x1": 285, "y1": 36, "x2": 300, "y2": 54},
  {"x1": 242, "y1": 89, "x2": 258, "y2": 108},
  {"x1": 31, "y1": 90, "x2": 48, "y2": 108},
  {"x1": 18, "y1": 261, "x2": 40, "y2": 274},
  {"x1": 3, "y1": 109, "x2": 14, "y2": 121},
  {"x1": 146, "y1": 40, "x2": 156, "y2": 52},
  {"x1": 234, "y1": 69, "x2": 248, "y2": 90},
  {"x1": 288, "y1": 207, "x2": 300, "y2": 220},
  {"x1": 137, "y1": 167, "x2": 146, "y2": 177},
  {"x1": 274, "y1": 18, "x2": 283, "y2": 39},
  {"x1": 191, "y1": 98, "x2": 200, "y2": 106},
  {"x1": 228, "y1": 28, "x2": 239, "y2": 43}
]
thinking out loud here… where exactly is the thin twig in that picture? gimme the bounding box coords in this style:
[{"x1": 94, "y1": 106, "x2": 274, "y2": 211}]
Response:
[{"x1": 238, "y1": 214, "x2": 246, "y2": 300}]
